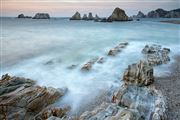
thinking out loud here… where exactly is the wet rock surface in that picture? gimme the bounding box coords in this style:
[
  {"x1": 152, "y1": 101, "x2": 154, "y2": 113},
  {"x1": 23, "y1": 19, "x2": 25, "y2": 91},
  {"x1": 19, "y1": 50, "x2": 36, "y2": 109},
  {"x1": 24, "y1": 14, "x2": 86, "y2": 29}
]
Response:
[
  {"x1": 108, "y1": 42, "x2": 128, "y2": 56},
  {"x1": 142, "y1": 44, "x2": 170, "y2": 66},
  {"x1": 123, "y1": 60, "x2": 154, "y2": 86},
  {"x1": 0, "y1": 74, "x2": 67, "y2": 120}
]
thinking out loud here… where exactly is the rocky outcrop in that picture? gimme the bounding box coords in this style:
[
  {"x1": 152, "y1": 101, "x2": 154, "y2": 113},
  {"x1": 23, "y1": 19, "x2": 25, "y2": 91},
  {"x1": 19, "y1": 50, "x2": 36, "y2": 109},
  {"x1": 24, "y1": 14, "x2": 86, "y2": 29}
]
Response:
[
  {"x1": 123, "y1": 60, "x2": 154, "y2": 86},
  {"x1": 82, "y1": 14, "x2": 88, "y2": 20},
  {"x1": 107, "y1": 7, "x2": 129, "y2": 21},
  {"x1": 94, "y1": 14, "x2": 101, "y2": 22},
  {"x1": 165, "y1": 8, "x2": 180, "y2": 18},
  {"x1": 0, "y1": 74, "x2": 67, "y2": 120},
  {"x1": 88, "y1": 12, "x2": 94, "y2": 20},
  {"x1": 147, "y1": 8, "x2": 180, "y2": 18},
  {"x1": 108, "y1": 42, "x2": 128, "y2": 56},
  {"x1": 33, "y1": 13, "x2": 50, "y2": 19},
  {"x1": 81, "y1": 57, "x2": 99, "y2": 70},
  {"x1": 136, "y1": 11, "x2": 146, "y2": 18},
  {"x1": 17, "y1": 14, "x2": 32, "y2": 18},
  {"x1": 70, "y1": 12, "x2": 81, "y2": 20},
  {"x1": 142, "y1": 44, "x2": 170, "y2": 66}
]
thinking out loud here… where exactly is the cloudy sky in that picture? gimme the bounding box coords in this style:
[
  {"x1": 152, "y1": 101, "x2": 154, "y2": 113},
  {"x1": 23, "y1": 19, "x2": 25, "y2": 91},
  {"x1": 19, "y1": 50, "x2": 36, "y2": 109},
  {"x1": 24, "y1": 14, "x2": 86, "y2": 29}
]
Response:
[{"x1": 1, "y1": 0, "x2": 179, "y2": 17}]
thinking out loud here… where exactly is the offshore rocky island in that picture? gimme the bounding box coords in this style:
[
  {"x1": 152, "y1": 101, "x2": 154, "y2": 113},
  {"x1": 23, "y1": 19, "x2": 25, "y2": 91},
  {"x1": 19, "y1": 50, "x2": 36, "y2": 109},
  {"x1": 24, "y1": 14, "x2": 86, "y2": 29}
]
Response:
[{"x1": 1, "y1": 43, "x2": 176, "y2": 120}]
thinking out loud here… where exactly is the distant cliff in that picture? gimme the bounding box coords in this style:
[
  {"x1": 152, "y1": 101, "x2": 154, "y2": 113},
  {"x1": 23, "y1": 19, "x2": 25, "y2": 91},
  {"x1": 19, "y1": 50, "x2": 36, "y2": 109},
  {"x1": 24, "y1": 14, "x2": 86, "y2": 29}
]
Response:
[{"x1": 133, "y1": 8, "x2": 180, "y2": 18}]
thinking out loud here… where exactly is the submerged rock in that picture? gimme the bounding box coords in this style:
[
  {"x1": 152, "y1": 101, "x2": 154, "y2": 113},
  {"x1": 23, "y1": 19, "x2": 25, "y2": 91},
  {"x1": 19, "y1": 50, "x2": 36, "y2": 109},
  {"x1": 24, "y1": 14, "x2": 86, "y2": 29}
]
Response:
[
  {"x1": 107, "y1": 7, "x2": 129, "y2": 21},
  {"x1": 123, "y1": 60, "x2": 154, "y2": 86},
  {"x1": 142, "y1": 44, "x2": 170, "y2": 66},
  {"x1": 0, "y1": 74, "x2": 66, "y2": 120},
  {"x1": 70, "y1": 12, "x2": 81, "y2": 20},
  {"x1": 33, "y1": 13, "x2": 50, "y2": 19}
]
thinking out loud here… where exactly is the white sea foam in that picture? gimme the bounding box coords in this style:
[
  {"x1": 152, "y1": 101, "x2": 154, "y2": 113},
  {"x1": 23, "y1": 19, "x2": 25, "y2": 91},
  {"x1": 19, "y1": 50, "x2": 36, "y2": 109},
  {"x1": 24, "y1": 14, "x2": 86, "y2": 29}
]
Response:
[{"x1": 1, "y1": 18, "x2": 179, "y2": 114}]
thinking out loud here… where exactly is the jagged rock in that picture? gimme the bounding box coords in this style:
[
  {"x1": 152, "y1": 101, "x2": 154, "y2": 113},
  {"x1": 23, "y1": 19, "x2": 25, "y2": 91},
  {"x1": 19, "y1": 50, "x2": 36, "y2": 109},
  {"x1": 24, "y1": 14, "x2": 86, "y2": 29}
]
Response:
[
  {"x1": 88, "y1": 12, "x2": 94, "y2": 20},
  {"x1": 35, "y1": 106, "x2": 70, "y2": 120},
  {"x1": 94, "y1": 14, "x2": 101, "y2": 22},
  {"x1": 0, "y1": 74, "x2": 65, "y2": 120},
  {"x1": 108, "y1": 42, "x2": 128, "y2": 56},
  {"x1": 142, "y1": 44, "x2": 170, "y2": 66},
  {"x1": 80, "y1": 102, "x2": 141, "y2": 120},
  {"x1": 70, "y1": 12, "x2": 81, "y2": 20},
  {"x1": 136, "y1": 11, "x2": 146, "y2": 18},
  {"x1": 81, "y1": 57, "x2": 99, "y2": 70},
  {"x1": 123, "y1": 60, "x2": 154, "y2": 86},
  {"x1": 165, "y1": 8, "x2": 180, "y2": 18},
  {"x1": 82, "y1": 14, "x2": 88, "y2": 20},
  {"x1": 107, "y1": 7, "x2": 129, "y2": 21},
  {"x1": 33, "y1": 13, "x2": 50, "y2": 19},
  {"x1": 115, "y1": 85, "x2": 166, "y2": 120}
]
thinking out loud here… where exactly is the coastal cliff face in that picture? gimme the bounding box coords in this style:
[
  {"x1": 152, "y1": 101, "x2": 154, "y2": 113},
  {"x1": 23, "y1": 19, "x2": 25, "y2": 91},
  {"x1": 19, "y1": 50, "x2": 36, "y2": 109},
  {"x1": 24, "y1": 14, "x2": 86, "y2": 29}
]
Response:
[{"x1": 133, "y1": 8, "x2": 180, "y2": 18}]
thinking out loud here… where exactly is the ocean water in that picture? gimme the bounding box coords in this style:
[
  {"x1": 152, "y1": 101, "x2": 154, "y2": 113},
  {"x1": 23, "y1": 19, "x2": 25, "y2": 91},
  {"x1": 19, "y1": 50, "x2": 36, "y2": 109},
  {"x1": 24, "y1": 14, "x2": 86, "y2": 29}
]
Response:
[{"x1": 0, "y1": 17, "x2": 180, "y2": 114}]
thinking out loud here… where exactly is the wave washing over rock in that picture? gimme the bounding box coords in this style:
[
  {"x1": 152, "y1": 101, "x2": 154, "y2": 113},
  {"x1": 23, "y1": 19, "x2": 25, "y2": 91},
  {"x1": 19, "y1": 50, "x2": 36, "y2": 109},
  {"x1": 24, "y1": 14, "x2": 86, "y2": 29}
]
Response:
[{"x1": 0, "y1": 43, "x2": 171, "y2": 120}]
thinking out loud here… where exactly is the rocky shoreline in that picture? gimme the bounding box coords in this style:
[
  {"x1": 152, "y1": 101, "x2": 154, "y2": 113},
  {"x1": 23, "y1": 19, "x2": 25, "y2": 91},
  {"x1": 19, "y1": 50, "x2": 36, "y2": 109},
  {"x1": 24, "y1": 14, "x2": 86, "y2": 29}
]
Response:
[{"x1": 0, "y1": 43, "x2": 176, "y2": 120}]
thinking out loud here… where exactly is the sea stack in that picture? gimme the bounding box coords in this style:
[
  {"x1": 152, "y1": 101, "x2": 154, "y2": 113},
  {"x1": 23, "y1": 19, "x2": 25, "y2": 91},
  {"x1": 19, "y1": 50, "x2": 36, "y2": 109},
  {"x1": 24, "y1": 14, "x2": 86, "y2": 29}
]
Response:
[
  {"x1": 82, "y1": 14, "x2": 88, "y2": 20},
  {"x1": 70, "y1": 12, "x2": 81, "y2": 20},
  {"x1": 33, "y1": 13, "x2": 50, "y2": 19},
  {"x1": 107, "y1": 7, "x2": 129, "y2": 21},
  {"x1": 136, "y1": 11, "x2": 146, "y2": 18},
  {"x1": 88, "y1": 12, "x2": 94, "y2": 20}
]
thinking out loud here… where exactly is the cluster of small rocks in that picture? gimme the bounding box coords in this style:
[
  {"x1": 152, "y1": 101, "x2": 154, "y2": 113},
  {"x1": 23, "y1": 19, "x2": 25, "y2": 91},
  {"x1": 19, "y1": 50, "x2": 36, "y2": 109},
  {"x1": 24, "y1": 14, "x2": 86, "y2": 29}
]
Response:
[
  {"x1": 17, "y1": 13, "x2": 50, "y2": 19},
  {"x1": 70, "y1": 7, "x2": 132, "y2": 22}
]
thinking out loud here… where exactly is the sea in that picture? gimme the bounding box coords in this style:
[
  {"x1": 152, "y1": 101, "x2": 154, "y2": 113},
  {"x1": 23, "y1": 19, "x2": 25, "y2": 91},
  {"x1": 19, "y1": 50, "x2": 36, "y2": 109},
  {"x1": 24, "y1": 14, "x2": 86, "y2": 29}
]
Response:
[{"x1": 0, "y1": 17, "x2": 180, "y2": 114}]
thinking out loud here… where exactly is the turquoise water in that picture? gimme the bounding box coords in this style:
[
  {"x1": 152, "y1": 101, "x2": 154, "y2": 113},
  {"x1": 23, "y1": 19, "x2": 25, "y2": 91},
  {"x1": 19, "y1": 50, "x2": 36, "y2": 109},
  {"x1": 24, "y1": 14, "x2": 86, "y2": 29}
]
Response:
[{"x1": 0, "y1": 18, "x2": 180, "y2": 114}]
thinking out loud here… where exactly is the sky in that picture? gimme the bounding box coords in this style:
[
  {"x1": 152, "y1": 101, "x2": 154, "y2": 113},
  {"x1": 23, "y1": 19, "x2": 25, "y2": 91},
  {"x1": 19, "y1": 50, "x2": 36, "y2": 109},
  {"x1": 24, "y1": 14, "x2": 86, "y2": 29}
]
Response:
[{"x1": 1, "y1": 0, "x2": 180, "y2": 17}]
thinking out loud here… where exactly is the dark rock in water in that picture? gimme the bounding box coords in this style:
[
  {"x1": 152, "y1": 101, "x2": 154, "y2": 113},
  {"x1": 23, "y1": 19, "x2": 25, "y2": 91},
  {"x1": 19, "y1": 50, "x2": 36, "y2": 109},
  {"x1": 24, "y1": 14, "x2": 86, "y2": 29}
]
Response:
[
  {"x1": 147, "y1": 8, "x2": 168, "y2": 18},
  {"x1": 18, "y1": 14, "x2": 25, "y2": 18},
  {"x1": 142, "y1": 44, "x2": 170, "y2": 66},
  {"x1": 88, "y1": 12, "x2": 94, "y2": 20},
  {"x1": 165, "y1": 8, "x2": 180, "y2": 18},
  {"x1": 0, "y1": 74, "x2": 66, "y2": 120},
  {"x1": 108, "y1": 42, "x2": 128, "y2": 56},
  {"x1": 94, "y1": 14, "x2": 101, "y2": 22},
  {"x1": 123, "y1": 60, "x2": 154, "y2": 86},
  {"x1": 17, "y1": 14, "x2": 32, "y2": 18},
  {"x1": 107, "y1": 7, "x2": 129, "y2": 21},
  {"x1": 67, "y1": 64, "x2": 78, "y2": 69},
  {"x1": 70, "y1": 12, "x2": 81, "y2": 20},
  {"x1": 81, "y1": 57, "x2": 99, "y2": 71},
  {"x1": 82, "y1": 14, "x2": 88, "y2": 20},
  {"x1": 136, "y1": 11, "x2": 146, "y2": 18},
  {"x1": 33, "y1": 13, "x2": 50, "y2": 19}
]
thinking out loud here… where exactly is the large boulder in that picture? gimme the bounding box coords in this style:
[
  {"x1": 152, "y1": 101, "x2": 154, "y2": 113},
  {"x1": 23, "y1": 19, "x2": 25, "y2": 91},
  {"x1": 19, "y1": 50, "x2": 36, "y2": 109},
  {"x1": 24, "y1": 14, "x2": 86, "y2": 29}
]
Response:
[
  {"x1": 142, "y1": 44, "x2": 170, "y2": 66},
  {"x1": 33, "y1": 13, "x2": 50, "y2": 19},
  {"x1": 70, "y1": 12, "x2": 81, "y2": 20},
  {"x1": 0, "y1": 74, "x2": 66, "y2": 120},
  {"x1": 107, "y1": 7, "x2": 129, "y2": 21},
  {"x1": 123, "y1": 60, "x2": 154, "y2": 86}
]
